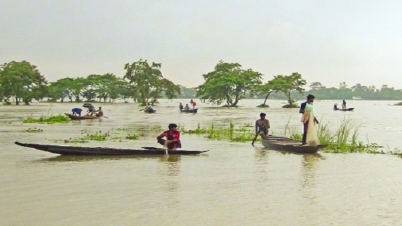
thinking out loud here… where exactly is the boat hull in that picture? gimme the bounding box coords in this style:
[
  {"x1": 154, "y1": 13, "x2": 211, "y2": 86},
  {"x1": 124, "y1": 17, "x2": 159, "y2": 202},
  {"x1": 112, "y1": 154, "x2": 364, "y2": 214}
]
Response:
[
  {"x1": 65, "y1": 113, "x2": 101, "y2": 120},
  {"x1": 15, "y1": 142, "x2": 208, "y2": 156},
  {"x1": 334, "y1": 108, "x2": 354, "y2": 111},
  {"x1": 180, "y1": 108, "x2": 198, "y2": 113},
  {"x1": 144, "y1": 109, "x2": 156, "y2": 113},
  {"x1": 261, "y1": 136, "x2": 326, "y2": 153}
]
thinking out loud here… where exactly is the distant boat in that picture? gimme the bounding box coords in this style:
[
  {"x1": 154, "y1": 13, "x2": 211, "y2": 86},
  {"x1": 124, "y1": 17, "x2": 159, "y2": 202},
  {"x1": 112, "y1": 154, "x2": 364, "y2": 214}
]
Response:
[{"x1": 352, "y1": 96, "x2": 362, "y2": 100}]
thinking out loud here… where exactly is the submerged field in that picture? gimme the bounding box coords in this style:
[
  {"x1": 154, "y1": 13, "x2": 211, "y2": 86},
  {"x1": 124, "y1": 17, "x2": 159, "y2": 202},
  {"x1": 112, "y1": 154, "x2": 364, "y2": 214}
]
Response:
[{"x1": 1, "y1": 99, "x2": 402, "y2": 226}]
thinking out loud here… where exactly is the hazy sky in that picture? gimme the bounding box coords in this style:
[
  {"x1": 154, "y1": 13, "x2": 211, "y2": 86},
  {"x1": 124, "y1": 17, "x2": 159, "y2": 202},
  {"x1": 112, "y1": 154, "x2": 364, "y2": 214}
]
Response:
[{"x1": 1, "y1": 0, "x2": 402, "y2": 88}]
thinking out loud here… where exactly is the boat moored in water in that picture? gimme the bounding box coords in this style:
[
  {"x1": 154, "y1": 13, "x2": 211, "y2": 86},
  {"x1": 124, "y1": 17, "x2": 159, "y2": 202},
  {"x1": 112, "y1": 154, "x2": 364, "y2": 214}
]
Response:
[
  {"x1": 180, "y1": 108, "x2": 198, "y2": 113},
  {"x1": 14, "y1": 142, "x2": 208, "y2": 156},
  {"x1": 261, "y1": 136, "x2": 327, "y2": 153},
  {"x1": 65, "y1": 113, "x2": 101, "y2": 120}
]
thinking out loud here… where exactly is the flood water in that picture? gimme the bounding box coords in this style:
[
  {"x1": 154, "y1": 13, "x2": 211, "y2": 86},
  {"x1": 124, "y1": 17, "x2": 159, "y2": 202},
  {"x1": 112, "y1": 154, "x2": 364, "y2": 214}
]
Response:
[{"x1": 1, "y1": 99, "x2": 402, "y2": 226}]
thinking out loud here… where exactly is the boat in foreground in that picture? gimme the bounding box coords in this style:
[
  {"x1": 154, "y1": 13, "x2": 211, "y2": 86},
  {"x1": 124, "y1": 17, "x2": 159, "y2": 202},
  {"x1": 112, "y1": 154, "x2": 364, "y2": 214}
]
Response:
[
  {"x1": 334, "y1": 108, "x2": 354, "y2": 111},
  {"x1": 261, "y1": 136, "x2": 327, "y2": 153},
  {"x1": 65, "y1": 113, "x2": 101, "y2": 120},
  {"x1": 180, "y1": 108, "x2": 198, "y2": 113},
  {"x1": 15, "y1": 142, "x2": 209, "y2": 155}
]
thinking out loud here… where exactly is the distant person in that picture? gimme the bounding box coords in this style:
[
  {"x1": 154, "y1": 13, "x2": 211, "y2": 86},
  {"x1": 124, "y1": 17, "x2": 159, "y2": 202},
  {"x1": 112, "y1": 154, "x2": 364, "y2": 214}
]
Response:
[
  {"x1": 342, "y1": 100, "x2": 346, "y2": 109},
  {"x1": 72, "y1": 108, "x2": 82, "y2": 116},
  {"x1": 95, "y1": 107, "x2": 103, "y2": 117},
  {"x1": 157, "y1": 123, "x2": 181, "y2": 150},
  {"x1": 333, "y1": 103, "x2": 338, "y2": 110},
  {"x1": 179, "y1": 103, "x2": 183, "y2": 110},
  {"x1": 255, "y1": 113, "x2": 270, "y2": 137},
  {"x1": 185, "y1": 104, "x2": 190, "y2": 110},
  {"x1": 146, "y1": 103, "x2": 153, "y2": 111},
  {"x1": 300, "y1": 94, "x2": 319, "y2": 145},
  {"x1": 190, "y1": 99, "x2": 196, "y2": 110}
]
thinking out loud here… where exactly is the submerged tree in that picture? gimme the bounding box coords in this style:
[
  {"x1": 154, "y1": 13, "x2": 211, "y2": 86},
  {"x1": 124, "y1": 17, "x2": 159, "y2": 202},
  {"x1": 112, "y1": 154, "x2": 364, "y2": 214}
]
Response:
[
  {"x1": 0, "y1": 61, "x2": 47, "y2": 105},
  {"x1": 123, "y1": 59, "x2": 180, "y2": 105},
  {"x1": 268, "y1": 72, "x2": 306, "y2": 108},
  {"x1": 196, "y1": 61, "x2": 262, "y2": 107}
]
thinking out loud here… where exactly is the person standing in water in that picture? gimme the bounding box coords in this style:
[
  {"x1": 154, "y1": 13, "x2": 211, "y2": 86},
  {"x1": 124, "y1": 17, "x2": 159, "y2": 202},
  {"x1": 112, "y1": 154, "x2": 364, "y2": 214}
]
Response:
[
  {"x1": 255, "y1": 113, "x2": 270, "y2": 137},
  {"x1": 300, "y1": 94, "x2": 319, "y2": 145}
]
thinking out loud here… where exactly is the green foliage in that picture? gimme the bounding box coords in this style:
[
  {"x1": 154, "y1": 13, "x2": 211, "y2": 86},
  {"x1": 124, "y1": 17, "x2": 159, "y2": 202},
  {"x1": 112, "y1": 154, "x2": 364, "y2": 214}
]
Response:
[
  {"x1": 83, "y1": 130, "x2": 110, "y2": 141},
  {"x1": 196, "y1": 61, "x2": 262, "y2": 107},
  {"x1": 267, "y1": 72, "x2": 306, "y2": 107},
  {"x1": 125, "y1": 133, "x2": 144, "y2": 140},
  {"x1": 0, "y1": 61, "x2": 47, "y2": 105},
  {"x1": 23, "y1": 115, "x2": 69, "y2": 124},
  {"x1": 394, "y1": 102, "x2": 402, "y2": 106},
  {"x1": 23, "y1": 127, "x2": 43, "y2": 133},
  {"x1": 124, "y1": 59, "x2": 180, "y2": 105}
]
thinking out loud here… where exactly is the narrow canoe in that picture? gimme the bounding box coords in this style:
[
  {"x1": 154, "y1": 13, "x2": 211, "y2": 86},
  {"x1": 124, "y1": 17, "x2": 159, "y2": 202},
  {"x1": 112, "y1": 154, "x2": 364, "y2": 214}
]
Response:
[
  {"x1": 334, "y1": 108, "x2": 354, "y2": 111},
  {"x1": 180, "y1": 108, "x2": 198, "y2": 113},
  {"x1": 65, "y1": 113, "x2": 101, "y2": 120},
  {"x1": 144, "y1": 109, "x2": 156, "y2": 113},
  {"x1": 261, "y1": 136, "x2": 327, "y2": 153},
  {"x1": 14, "y1": 142, "x2": 208, "y2": 155}
]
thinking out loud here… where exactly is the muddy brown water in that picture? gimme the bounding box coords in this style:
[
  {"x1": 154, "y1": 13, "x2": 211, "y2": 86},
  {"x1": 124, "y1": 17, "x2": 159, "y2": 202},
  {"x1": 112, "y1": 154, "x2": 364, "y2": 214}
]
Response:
[{"x1": 1, "y1": 99, "x2": 401, "y2": 226}]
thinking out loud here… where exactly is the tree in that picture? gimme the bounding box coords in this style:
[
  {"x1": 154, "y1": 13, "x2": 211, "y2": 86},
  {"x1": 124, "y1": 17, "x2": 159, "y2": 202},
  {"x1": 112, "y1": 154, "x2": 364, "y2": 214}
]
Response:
[
  {"x1": 256, "y1": 82, "x2": 273, "y2": 107},
  {"x1": 309, "y1": 82, "x2": 325, "y2": 90},
  {"x1": 0, "y1": 61, "x2": 47, "y2": 105},
  {"x1": 123, "y1": 59, "x2": 180, "y2": 105},
  {"x1": 268, "y1": 72, "x2": 306, "y2": 108},
  {"x1": 196, "y1": 61, "x2": 262, "y2": 107}
]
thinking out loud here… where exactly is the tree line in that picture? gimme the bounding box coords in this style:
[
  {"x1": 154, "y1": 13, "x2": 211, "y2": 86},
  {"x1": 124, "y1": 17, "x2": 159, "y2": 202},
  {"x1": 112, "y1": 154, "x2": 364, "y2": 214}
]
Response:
[{"x1": 0, "y1": 59, "x2": 400, "y2": 107}]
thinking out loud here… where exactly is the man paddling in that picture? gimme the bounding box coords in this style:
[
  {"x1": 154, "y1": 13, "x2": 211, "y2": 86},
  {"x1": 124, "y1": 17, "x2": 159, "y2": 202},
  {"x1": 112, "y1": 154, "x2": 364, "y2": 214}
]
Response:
[
  {"x1": 300, "y1": 94, "x2": 319, "y2": 145},
  {"x1": 157, "y1": 123, "x2": 182, "y2": 150}
]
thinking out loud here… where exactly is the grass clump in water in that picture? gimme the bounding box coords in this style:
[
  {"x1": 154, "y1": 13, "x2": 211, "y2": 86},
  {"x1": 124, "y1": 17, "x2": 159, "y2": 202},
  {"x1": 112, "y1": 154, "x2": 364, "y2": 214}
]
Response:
[
  {"x1": 316, "y1": 118, "x2": 382, "y2": 153},
  {"x1": 23, "y1": 114, "x2": 69, "y2": 124},
  {"x1": 24, "y1": 127, "x2": 43, "y2": 133},
  {"x1": 180, "y1": 123, "x2": 255, "y2": 142},
  {"x1": 82, "y1": 130, "x2": 111, "y2": 141},
  {"x1": 126, "y1": 133, "x2": 144, "y2": 140}
]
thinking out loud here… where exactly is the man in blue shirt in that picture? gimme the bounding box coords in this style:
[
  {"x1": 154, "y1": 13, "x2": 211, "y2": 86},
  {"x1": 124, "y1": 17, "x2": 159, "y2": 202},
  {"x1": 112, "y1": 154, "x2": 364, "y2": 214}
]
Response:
[
  {"x1": 299, "y1": 94, "x2": 319, "y2": 144},
  {"x1": 72, "y1": 108, "x2": 82, "y2": 116}
]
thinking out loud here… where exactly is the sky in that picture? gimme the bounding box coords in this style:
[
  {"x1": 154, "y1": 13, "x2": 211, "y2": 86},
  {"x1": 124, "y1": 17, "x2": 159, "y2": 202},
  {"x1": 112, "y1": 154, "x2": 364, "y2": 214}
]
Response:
[{"x1": 1, "y1": 0, "x2": 402, "y2": 89}]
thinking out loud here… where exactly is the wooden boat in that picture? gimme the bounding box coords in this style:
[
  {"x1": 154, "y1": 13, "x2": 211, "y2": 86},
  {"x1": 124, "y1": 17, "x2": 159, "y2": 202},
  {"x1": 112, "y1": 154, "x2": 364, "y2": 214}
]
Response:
[
  {"x1": 261, "y1": 136, "x2": 327, "y2": 153},
  {"x1": 144, "y1": 109, "x2": 156, "y2": 113},
  {"x1": 65, "y1": 113, "x2": 101, "y2": 120},
  {"x1": 180, "y1": 108, "x2": 198, "y2": 113},
  {"x1": 334, "y1": 108, "x2": 354, "y2": 111},
  {"x1": 14, "y1": 142, "x2": 209, "y2": 156}
]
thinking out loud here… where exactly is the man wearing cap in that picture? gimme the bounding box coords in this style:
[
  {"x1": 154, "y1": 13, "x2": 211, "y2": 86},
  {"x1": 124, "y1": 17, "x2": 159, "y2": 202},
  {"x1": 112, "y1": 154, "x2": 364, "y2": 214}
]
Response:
[
  {"x1": 157, "y1": 123, "x2": 182, "y2": 150},
  {"x1": 255, "y1": 113, "x2": 270, "y2": 137}
]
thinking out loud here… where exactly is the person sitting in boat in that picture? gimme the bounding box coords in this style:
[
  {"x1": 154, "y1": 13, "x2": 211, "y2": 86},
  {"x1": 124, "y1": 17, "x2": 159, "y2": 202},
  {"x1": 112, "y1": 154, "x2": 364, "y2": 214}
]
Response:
[
  {"x1": 157, "y1": 123, "x2": 182, "y2": 150},
  {"x1": 146, "y1": 103, "x2": 153, "y2": 111},
  {"x1": 72, "y1": 108, "x2": 82, "y2": 116},
  {"x1": 333, "y1": 103, "x2": 338, "y2": 110},
  {"x1": 179, "y1": 103, "x2": 184, "y2": 110},
  {"x1": 255, "y1": 113, "x2": 270, "y2": 137},
  {"x1": 86, "y1": 106, "x2": 96, "y2": 116},
  {"x1": 95, "y1": 107, "x2": 103, "y2": 117},
  {"x1": 184, "y1": 104, "x2": 190, "y2": 110}
]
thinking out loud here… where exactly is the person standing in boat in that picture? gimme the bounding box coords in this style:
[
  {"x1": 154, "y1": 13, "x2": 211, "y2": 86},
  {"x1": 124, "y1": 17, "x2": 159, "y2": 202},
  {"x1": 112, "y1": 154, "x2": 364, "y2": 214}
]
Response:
[
  {"x1": 301, "y1": 102, "x2": 320, "y2": 146},
  {"x1": 342, "y1": 100, "x2": 346, "y2": 109},
  {"x1": 299, "y1": 94, "x2": 319, "y2": 145},
  {"x1": 72, "y1": 108, "x2": 82, "y2": 116},
  {"x1": 157, "y1": 123, "x2": 182, "y2": 150},
  {"x1": 255, "y1": 113, "x2": 270, "y2": 137},
  {"x1": 190, "y1": 99, "x2": 196, "y2": 110}
]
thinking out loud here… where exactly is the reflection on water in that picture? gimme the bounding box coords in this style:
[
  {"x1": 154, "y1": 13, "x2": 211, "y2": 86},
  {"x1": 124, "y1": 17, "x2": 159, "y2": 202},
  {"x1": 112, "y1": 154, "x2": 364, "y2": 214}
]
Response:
[{"x1": 1, "y1": 100, "x2": 402, "y2": 226}]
